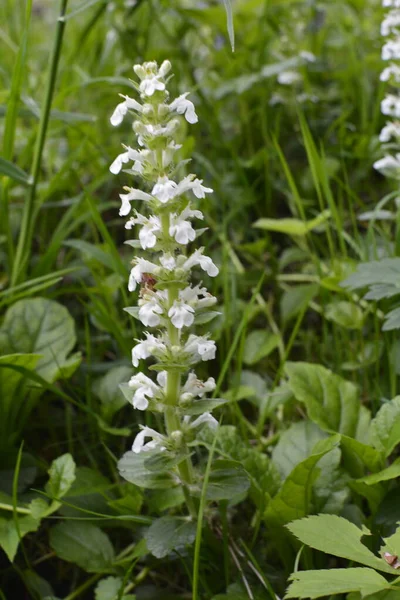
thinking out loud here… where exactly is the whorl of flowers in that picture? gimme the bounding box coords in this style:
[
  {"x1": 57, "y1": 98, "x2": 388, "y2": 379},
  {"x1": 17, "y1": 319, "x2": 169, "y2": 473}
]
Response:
[
  {"x1": 109, "y1": 61, "x2": 220, "y2": 500},
  {"x1": 374, "y1": 0, "x2": 400, "y2": 177}
]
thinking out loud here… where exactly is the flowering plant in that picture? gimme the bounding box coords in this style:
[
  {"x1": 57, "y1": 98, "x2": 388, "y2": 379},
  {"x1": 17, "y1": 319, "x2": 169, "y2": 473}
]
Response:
[{"x1": 109, "y1": 61, "x2": 225, "y2": 517}]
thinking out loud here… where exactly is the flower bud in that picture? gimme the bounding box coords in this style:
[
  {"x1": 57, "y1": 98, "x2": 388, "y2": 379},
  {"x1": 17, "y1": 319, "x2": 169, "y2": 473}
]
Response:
[{"x1": 133, "y1": 64, "x2": 145, "y2": 79}]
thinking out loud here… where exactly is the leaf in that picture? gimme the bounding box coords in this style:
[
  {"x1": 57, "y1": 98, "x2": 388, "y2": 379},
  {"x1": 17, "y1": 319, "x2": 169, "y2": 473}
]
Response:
[
  {"x1": 0, "y1": 354, "x2": 40, "y2": 428},
  {"x1": 370, "y1": 397, "x2": 400, "y2": 457},
  {"x1": 49, "y1": 522, "x2": 115, "y2": 573},
  {"x1": 340, "y1": 435, "x2": 383, "y2": 475},
  {"x1": 325, "y1": 301, "x2": 364, "y2": 329},
  {"x1": 313, "y1": 447, "x2": 349, "y2": 514},
  {"x1": 118, "y1": 450, "x2": 177, "y2": 489},
  {"x1": 272, "y1": 421, "x2": 327, "y2": 479},
  {"x1": 0, "y1": 515, "x2": 40, "y2": 562},
  {"x1": 253, "y1": 210, "x2": 330, "y2": 236},
  {"x1": 342, "y1": 258, "x2": 400, "y2": 291},
  {"x1": 382, "y1": 526, "x2": 400, "y2": 561},
  {"x1": 222, "y1": 0, "x2": 235, "y2": 51},
  {"x1": 206, "y1": 460, "x2": 250, "y2": 501},
  {"x1": 59, "y1": 467, "x2": 114, "y2": 519},
  {"x1": 265, "y1": 436, "x2": 340, "y2": 528},
  {"x1": 184, "y1": 398, "x2": 227, "y2": 415},
  {"x1": 0, "y1": 156, "x2": 32, "y2": 185},
  {"x1": 95, "y1": 576, "x2": 124, "y2": 600},
  {"x1": 64, "y1": 239, "x2": 115, "y2": 271},
  {"x1": 287, "y1": 514, "x2": 395, "y2": 574},
  {"x1": 383, "y1": 307, "x2": 400, "y2": 331},
  {"x1": 145, "y1": 516, "x2": 196, "y2": 558},
  {"x1": 281, "y1": 284, "x2": 319, "y2": 323},
  {"x1": 285, "y1": 362, "x2": 360, "y2": 437},
  {"x1": 243, "y1": 330, "x2": 280, "y2": 365},
  {"x1": 45, "y1": 453, "x2": 76, "y2": 503},
  {"x1": 285, "y1": 568, "x2": 390, "y2": 599},
  {"x1": 357, "y1": 458, "x2": 400, "y2": 485},
  {"x1": 0, "y1": 298, "x2": 81, "y2": 382},
  {"x1": 92, "y1": 366, "x2": 132, "y2": 420}
]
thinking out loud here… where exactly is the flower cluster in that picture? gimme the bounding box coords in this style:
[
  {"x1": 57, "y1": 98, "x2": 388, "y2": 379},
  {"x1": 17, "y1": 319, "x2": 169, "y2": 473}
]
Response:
[
  {"x1": 110, "y1": 61, "x2": 220, "y2": 493},
  {"x1": 374, "y1": 0, "x2": 400, "y2": 177}
]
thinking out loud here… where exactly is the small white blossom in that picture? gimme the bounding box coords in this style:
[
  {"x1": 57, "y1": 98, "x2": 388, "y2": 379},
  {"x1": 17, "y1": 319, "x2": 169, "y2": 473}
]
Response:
[
  {"x1": 380, "y1": 121, "x2": 400, "y2": 142},
  {"x1": 380, "y1": 64, "x2": 400, "y2": 82},
  {"x1": 132, "y1": 426, "x2": 166, "y2": 453},
  {"x1": 383, "y1": 0, "x2": 400, "y2": 7},
  {"x1": 381, "y1": 94, "x2": 400, "y2": 118},
  {"x1": 128, "y1": 373, "x2": 159, "y2": 410},
  {"x1": 138, "y1": 296, "x2": 164, "y2": 327},
  {"x1": 128, "y1": 258, "x2": 158, "y2": 291},
  {"x1": 168, "y1": 300, "x2": 195, "y2": 329},
  {"x1": 169, "y1": 207, "x2": 203, "y2": 244},
  {"x1": 277, "y1": 70, "x2": 301, "y2": 85},
  {"x1": 381, "y1": 11, "x2": 400, "y2": 35},
  {"x1": 187, "y1": 412, "x2": 218, "y2": 430},
  {"x1": 169, "y1": 93, "x2": 198, "y2": 124},
  {"x1": 126, "y1": 212, "x2": 161, "y2": 249},
  {"x1": 119, "y1": 187, "x2": 153, "y2": 216},
  {"x1": 152, "y1": 176, "x2": 178, "y2": 203},
  {"x1": 382, "y1": 39, "x2": 400, "y2": 60},
  {"x1": 299, "y1": 50, "x2": 316, "y2": 62},
  {"x1": 184, "y1": 249, "x2": 219, "y2": 277},
  {"x1": 110, "y1": 95, "x2": 143, "y2": 126},
  {"x1": 160, "y1": 253, "x2": 176, "y2": 270},
  {"x1": 182, "y1": 372, "x2": 216, "y2": 398},
  {"x1": 131, "y1": 334, "x2": 166, "y2": 367},
  {"x1": 373, "y1": 154, "x2": 400, "y2": 178},
  {"x1": 184, "y1": 334, "x2": 216, "y2": 362}
]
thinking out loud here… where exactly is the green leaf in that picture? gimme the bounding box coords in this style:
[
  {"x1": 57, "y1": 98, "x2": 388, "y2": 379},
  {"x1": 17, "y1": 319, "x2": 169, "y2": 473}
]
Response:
[
  {"x1": 0, "y1": 515, "x2": 40, "y2": 562},
  {"x1": 287, "y1": 514, "x2": 395, "y2": 574},
  {"x1": 281, "y1": 284, "x2": 319, "y2": 323},
  {"x1": 145, "y1": 516, "x2": 196, "y2": 558},
  {"x1": 184, "y1": 398, "x2": 227, "y2": 415},
  {"x1": 272, "y1": 421, "x2": 327, "y2": 479},
  {"x1": 64, "y1": 239, "x2": 115, "y2": 271},
  {"x1": 222, "y1": 0, "x2": 235, "y2": 51},
  {"x1": 325, "y1": 301, "x2": 365, "y2": 329},
  {"x1": 95, "y1": 576, "x2": 124, "y2": 600},
  {"x1": 49, "y1": 522, "x2": 115, "y2": 573},
  {"x1": 340, "y1": 435, "x2": 383, "y2": 474},
  {"x1": 92, "y1": 366, "x2": 132, "y2": 420},
  {"x1": 342, "y1": 259, "x2": 400, "y2": 291},
  {"x1": 118, "y1": 450, "x2": 177, "y2": 489},
  {"x1": 313, "y1": 447, "x2": 349, "y2": 514},
  {"x1": 357, "y1": 458, "x2": 400, "y2": 485},
  {"x1": 285, "y1": 568, "x2": 390, "y2": 599},
  {"x1": 45, "y1": 453, "x2": 76, "y2": 503},
  {"x1": 0, "y1": 298, "x2": 81, "y2": 382},
  {"x1": 285, "y1": 362, "x2": 360, "y2": 437},
  {"x1": 0, "y1": 353, "x2": 41, "y2": 430},
  {"x1": 370, "y1": 397, "x2": 400, "y2": 457},
  {"x1": 243, "y1": 330, "x2": 280, "y2": 365},
  {"x1": 59, "y1": 467, "x2": 114, "y2": 519},
  {"x1": 0, "y1": 156, "x2": 32, "y2": 185},
  {"x1": 265, "y1": 436, "x2": 340, "y2": 528},
  {"x1": 206, "y1": 460, "x2": 250, "y2": 501},
  {"x1": 383, "y1": 307, "x2": 400, "y2": 331},
  {"x1": 253, "y1": 210, "x2": 330, "y2": 236}
]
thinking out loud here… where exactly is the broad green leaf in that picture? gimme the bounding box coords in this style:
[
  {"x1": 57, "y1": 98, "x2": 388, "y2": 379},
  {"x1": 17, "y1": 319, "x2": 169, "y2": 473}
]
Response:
[
  {"x1": 145, "y1": 516, "x2": 196, "y2": 558},
  {"x1": 49, "y1": 522, "x2": 114, "y2": 573},
  {"x1": 0, "y1": 515, "x2": 40, "y2": 562},
  {"x1": 272, "y1": 421, "x2": 327, "y2": 479},
  {"x1": 285, "y1": 568, "x2": 390, "y2": 599},
  {"x1": 60, "y1": 467, "x2": 114, "y2": 519},
  {"x1": 95, "y1": 576, "x2": 124, "y2": 600},
  {"x1": 206, "y1": 460, "x2": 250, "y2": 502},
  {"x1": 382, "y1": 307, "x2": 400, "y2": 331},
  {"x1": 265, "y1": 436, "x2": 340, "y2": 527},
  {"x1": 325, "y1": 301, "x2": 364, "y2": 329},
  {"x1": 281, "y1": 284, "x2": 319, "y2": 323},
  {"x1": 0, "y1": 156, "x2": 31, "y2": 185},
  {"x1": 23, "y1": 570, "x2": 54, "y2": 599},
  {"x1": 147, "y1": 487, "x2": 185, "y2": 513},
  {"x1": 243, "y1": 330, "x2": 280, "y2": 365},
  {"x1": 287, "y1": 514, "x2": 395, "y2": 574},
  {"x1": 118, "y1": 450, "x2": 177, "y2": 489},
  {"x1": 92, "y1": 366, "x2": 132, "y2": 420},
  {"x1": 357, "y1": 458, "x2": 400, "y2": 485},
  {"x1": 285, "y1": 362, "x2": 360, "y2": 437},
  {"x1": 45, "y1": 453, "x2": 76, "y2": 503},
  {"x1": 253, "y1": 210, "x2": 330, "y2": 236},
  {"x1": 108, "y1": 485, "x2": 143, "y2": 515},
  {"x1": 370, "y1": 397, "x2": 400, "y2": 457},
  {"x1": 0, "y1": 298, "x2": 81, "y2": 382},
  {"x1": 342, "y1": 259, "x2": 400, "y2": 291},
  {"x1": 313, "y1": 447, "x2": 349, "y2": 514},
  {"x1": 340, "y1": 435, "x2": 383, "y2": 475}
]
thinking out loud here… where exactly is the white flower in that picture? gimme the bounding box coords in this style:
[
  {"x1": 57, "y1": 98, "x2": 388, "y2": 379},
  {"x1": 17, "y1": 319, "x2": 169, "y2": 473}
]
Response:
[
  {"x1": 382, "y1": 40, "x2": 400, "y2": 60},
  {"x1": 132, "y1": 426, "x2": 166, "y2": 453},
  {"x1": 373, "y1": 154, "x2": 400, "y2": 178},
  {"x1": 119, "y1": 187, "x2": 153, "y2": 216},
  {"x1": 380, "y1": 64, "x2": 400, "y2": 82},
  {"x1": 380, "y1": 121, "x2": 400, "y2": 142},
  {"x1": 168, "y1": 300, "x2": 195, "y2": 329},
  {"x1": 187, "y1": 412, "x2": 218, "y2": 430},
  {"x1": 383, "y1": 0, "x2": 400, "y2": 7},
  {"x1": 138, "y1": 296, "x2": 164, "y2": 327},
  {"x1": 152, "y1": 176, "x2": 178, "y2": 203},
  {"x1": 184, "y1": 334, "x2": 216, "y2": 362},
  {"x1": 174, "y1": 174, "x2": 213, "y2": 199},
  {"x1": 184, "y1": 249, "x2": 219, "y2": 277},
  {"x1": 157, "y1": 370, "x2": 167, "y2": 387},
  {"x1": 160, "y1": 253, "x2": 176, "y2": 270},
  {"x1": 299, "y1": 50, "x2": 316, "y2": 62},
  {"x1": 169, "y1": 207, "x2": 203, "y2": 244},
  {"x1": 381, "y1": 11, "x2": 400, "y2": 35},
  {"x1": 134, "y1": 120, "x2": 179, "y2": 146},
  {"x1": 128, "y1": 258, "x2": 158, "y2": 291},
  {"x1": 133, "y1": 60, "x2": 171, "y2": 97},
  {"x1": 110, "y1": 95, "x2": 143, "y2": 126},
  {"x1": 179, "y1": 284, "x2": 217, "y2": 309},
  {"x1": 110, "y1": 146, "x2": 147, "y2": 175},
  {"x1": 169, "y1": 93, "x2": 198, "y2": 124},
  {"x1": 128, "y1": 373, "x2": 159, "y2": 410},
  {"x1": 381, "y1": 94, "x2": 400, "y2": 118},
  {"x1": 182, "y1": 372, "x2": 216, "y2": 398},
  {"x1": 126, "y1": 212, "x2": 161, "y2": 249},
  {"x1": 277, "y1": 70, "x2": 301, "y2": 85},
  {"x1": 131, "y1": 334, "x2": 166, "y2": 367}
]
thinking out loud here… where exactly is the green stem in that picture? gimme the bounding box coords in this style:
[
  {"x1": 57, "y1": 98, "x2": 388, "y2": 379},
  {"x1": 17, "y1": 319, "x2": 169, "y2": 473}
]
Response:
[
  {"x1": 0, "y1": 502, "x2": 30, "y2": 515},
  {"x1": 11, "y1": 0, "x2": 69, "y2": 286}
]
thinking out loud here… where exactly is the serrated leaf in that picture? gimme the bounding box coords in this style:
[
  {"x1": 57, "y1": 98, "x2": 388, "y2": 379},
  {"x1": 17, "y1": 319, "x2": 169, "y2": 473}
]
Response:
[
  {"x1": 265, "y1": 436, "x2": 340, "y2": 527},
  {"x1": 370, "y1": 397, "x2": 400, "y2": 457},
  {"x1": 45, "y1": 453, "x2": 76, "y2": 503},
  {"x1": 325, "y1": 301, "x2": 364, "y2": 329},
  {"x1": 243, "y1": 330, "x2": 280, "y2": 365},
  {"x1": 0, "y1": 298, "x2": 81, "y2": 382},
  {"x1": 118, "y1": 450, "x2": 177, "y2": 489},
  {"x1": 342, "y1": 258, "x2": 400, "y2": 291},
  {"x1": 285, "y1": 568, "x2": 390, "y2": 599},
  {"x1": 287, "y1": 514, "x2": 395, "y2": 574},
  {"x1": 285, "y1": 362, "x2": 360, "y2": 437},
  {"x1": 49, "y1": 522, "x2": 115, "y2": 572},
  {"x1": 145, "y1": 516, "x2": 196, "y2": 558}
]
